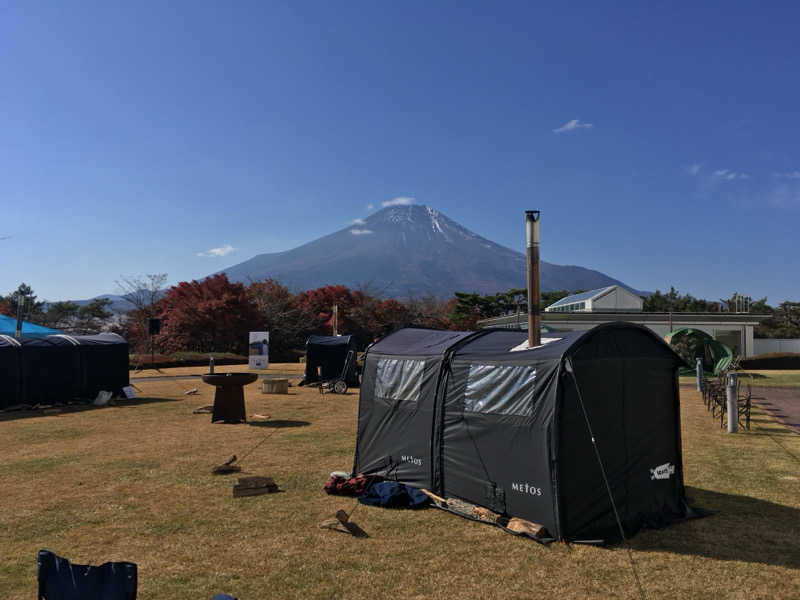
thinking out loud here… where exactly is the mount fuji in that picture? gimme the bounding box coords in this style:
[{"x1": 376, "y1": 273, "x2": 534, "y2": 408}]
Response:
[{"x1": 217, "y1": 204, "x2": 639, "y2": 298}]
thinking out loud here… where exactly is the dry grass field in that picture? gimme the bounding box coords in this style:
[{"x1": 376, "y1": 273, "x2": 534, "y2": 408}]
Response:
[{"x1": 1, "y1": 365, "x2": 799, "y2": 599}]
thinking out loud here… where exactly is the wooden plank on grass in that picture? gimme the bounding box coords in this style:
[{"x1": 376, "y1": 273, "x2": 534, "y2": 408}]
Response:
[{"x1": 232, "y1": 476, "x2": 278, "y2": 497}]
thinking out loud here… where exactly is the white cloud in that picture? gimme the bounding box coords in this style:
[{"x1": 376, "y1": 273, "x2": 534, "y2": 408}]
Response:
[
  {"x1": 382, "y1": 196, "x2": 415, "y2": 207},
  {"x1": 687, "y1": 163, "x2": 702, "y2": 175},
  {"x1": 773, "y1": 171, "x2": 800, "y2": 179},
  {"x1": 351, "y1": 218, "x2": 366, "y2": 225},
  {"x1": 553, "y1": 119, "x2": 593, "y2": 134},
  {"x1": 350, "y1": 228, "x2": 373, "y2": 235},
  {"x1": 712, "y1": 169, "x2": 749, "y2": 180},
  {"x1": 366, "y1": 203, "x2": 374, "y2": 210},
  {"x1": 197, "y1": 244, "x2": 235, "y2": 257}
]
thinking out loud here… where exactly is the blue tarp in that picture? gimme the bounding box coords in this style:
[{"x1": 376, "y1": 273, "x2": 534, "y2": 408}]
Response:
[{"x1": 0, "y1": 314, "x2": 61, "y2": 337}]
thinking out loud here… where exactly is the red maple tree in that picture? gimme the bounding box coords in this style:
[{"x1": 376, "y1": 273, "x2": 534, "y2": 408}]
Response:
[
  {"x1": 0, "y1": 297, "x2": 13, "y2": 317},
  {"x1": 155, "y1": 274, "x2": 260, "y2": 354}
]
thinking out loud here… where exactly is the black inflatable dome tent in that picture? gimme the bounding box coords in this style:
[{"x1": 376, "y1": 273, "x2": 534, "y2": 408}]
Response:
[
  {"x1": 0, "y1": 333, "x2": 129, "y2": 409},
  {"x1": 300, "y1": 335, "x2": 360, "y2": 387},
  {"x1": 353, "y1": 323, "x2": 691, "y2": 542}
]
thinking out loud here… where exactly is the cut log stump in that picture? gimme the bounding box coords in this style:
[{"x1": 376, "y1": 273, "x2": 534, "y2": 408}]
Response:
[{"x1": 261, "y1": 378, "x2": 289, "y2": 394}]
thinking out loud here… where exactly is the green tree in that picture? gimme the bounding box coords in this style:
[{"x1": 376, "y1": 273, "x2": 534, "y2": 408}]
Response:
[
  {"x1": 75, "y1": 298, "x2": 113, "y2": 333},
  {"x1": 4, "y1": 283, "x2": 45, "y2": 319},
  {"x1": 643, "y1": 287, "x2": 719, "y2": 312},
  {"x1": 42, "y1": 301, "x2": 80, "y2": 329},
  {"x1": 449, "y1": 288, "x2": 576, "y2": 329},
  {"x1": 756, "y1": 301, "x2": 800, "y2": 339},
  {"x1": 750, "y1": 297, "x2": 771, "y2": 314}
]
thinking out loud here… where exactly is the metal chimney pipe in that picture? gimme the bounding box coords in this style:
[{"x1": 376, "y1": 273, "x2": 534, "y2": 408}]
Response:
[{"x1": 526, "y1": 210, "x2": 541, "y2": 348}]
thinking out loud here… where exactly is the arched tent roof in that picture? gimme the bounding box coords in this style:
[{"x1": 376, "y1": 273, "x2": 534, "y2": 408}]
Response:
[
  {"x1": 368, "y1": 328, "x2": 473, "y2": 355},
  {"x1": 450, "y1": 322, "x2": 687, "y2": 366}
]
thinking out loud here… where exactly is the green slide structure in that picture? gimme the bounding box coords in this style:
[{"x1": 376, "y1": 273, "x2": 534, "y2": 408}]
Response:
[{"x1": 665, "y1": 328, "x2": 733, "y2": 376}]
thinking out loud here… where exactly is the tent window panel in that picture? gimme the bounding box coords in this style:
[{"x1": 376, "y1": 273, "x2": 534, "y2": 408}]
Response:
[
  {"x1": 465, "y1": 364, "x2": 536, "y2": 417},
  {"x1": 375, "y1": 358, "x2": 425, "y2": 403}
]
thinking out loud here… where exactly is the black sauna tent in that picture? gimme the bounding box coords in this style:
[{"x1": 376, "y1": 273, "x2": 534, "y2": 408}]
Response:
[
  {"x1": 353, "y1": 323, "x2": 691, "y2": 542},
  {"x1": 0, "y1": 333, "x2": 129, "y2": 409},
  {"x1": 300, "y1": 335, "x2": 360, "y2": 387}
]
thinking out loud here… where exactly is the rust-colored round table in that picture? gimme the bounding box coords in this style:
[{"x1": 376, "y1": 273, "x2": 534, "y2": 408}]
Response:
[{"x1": 201, "y1": 373, "x2": 259, "y2": 423}]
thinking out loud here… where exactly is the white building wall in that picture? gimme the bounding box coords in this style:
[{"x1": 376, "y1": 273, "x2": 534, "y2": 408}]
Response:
[
  {"x1": 539, "y1": 319, "x2": 755, "y2": 356},
  {"x1": 592, "y1": 288, "x2": 644, "y2": 311},
  {"x1": 753, "y1": 339, "x2": 800, "y2": 354}
]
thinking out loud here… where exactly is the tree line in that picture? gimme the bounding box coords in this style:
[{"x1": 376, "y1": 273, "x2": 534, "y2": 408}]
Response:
[
  {"x1": 641, "y1": 287, "x2": 799, "y2": 338},
  {"x1": 3, "y1": 280, "x2": 798, "y2": 357},
  {"x1": 0, "y1": 283, "x2": 113, "y2": 333},
  {"x1": 117, "y1": 274, "x2": 456, "y2": 360}
]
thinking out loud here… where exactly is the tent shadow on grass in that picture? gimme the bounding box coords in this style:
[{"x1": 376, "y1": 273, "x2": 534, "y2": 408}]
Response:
[
  {"x1": 248, "y1": 419, "x2": 310, "y2": 428},
  {"x1": 0, "y1": 396, "x2": 180, "y2": 422},
  {"x1": 631, "y1": 486, "x2": 800, "y2": 570},
  {"x1": 750, "y1": 426, "x2": 799, "y2": 435}
]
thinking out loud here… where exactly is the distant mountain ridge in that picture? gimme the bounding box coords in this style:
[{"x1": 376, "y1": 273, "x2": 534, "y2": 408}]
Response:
[
  {"x1": 216, "y1": 204, "x2": 641, "y2": 298},
  {"x1": 69, "y1": 294, "x2": 136, "y2": 313},
  {"x1": 62, "y1": 292, "x2": 167, "y2": 314}
]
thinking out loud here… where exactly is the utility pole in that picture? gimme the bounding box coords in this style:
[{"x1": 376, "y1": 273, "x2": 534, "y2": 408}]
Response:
[
  {"x1": 15, "y1": 295, "x2": 24, "y2": 338},
  {"x1": 526, "y1": 210, "x2": 541, "y2": 348},
  {"x1": 332, "y1": 304, "x2": 339, "y2": 336}
]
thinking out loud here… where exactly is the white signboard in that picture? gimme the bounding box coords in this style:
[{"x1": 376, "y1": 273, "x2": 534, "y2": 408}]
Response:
[{"x1": 248, "y1": 331, "x2": 269, "y2": 370}]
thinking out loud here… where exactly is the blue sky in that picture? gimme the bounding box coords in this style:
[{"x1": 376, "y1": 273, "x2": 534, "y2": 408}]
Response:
[{"x1": 1, "y1": 1, "x2": 798, "y2": 304}]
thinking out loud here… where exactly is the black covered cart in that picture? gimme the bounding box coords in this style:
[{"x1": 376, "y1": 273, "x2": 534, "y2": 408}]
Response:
[{"x1": 299, "y1": 335, "x2": 360, "y2": 390}]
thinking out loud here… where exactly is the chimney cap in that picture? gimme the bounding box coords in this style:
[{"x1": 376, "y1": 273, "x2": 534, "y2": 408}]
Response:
[{"x1": 525, "y1": 210, "x2": 540, "y2": 221}]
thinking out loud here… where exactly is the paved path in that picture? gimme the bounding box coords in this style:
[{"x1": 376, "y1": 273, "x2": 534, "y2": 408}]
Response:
[{"x1": 751, "y1": 386, "x2": 800, "y2": 435}]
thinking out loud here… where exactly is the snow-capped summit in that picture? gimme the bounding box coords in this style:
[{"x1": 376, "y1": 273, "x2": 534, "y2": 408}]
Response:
[{"x1": 216, "y1": 205, "x2": 638, "y2": 298}]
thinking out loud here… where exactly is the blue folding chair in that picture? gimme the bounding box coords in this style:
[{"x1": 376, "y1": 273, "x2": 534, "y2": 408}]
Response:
[{"x1": 37, "y1": 549, "x2": 137, "y2": 600}]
